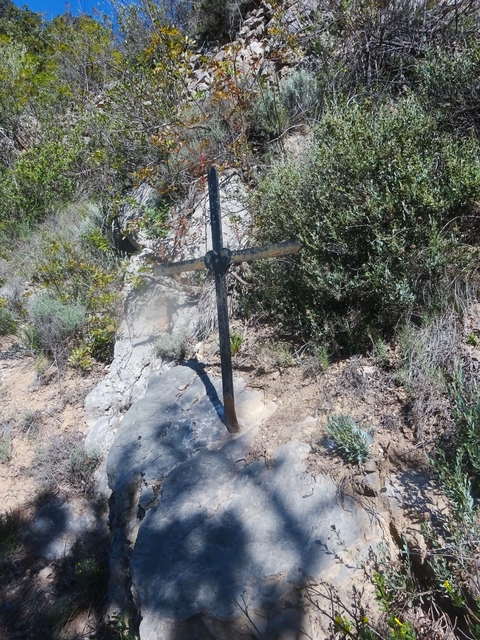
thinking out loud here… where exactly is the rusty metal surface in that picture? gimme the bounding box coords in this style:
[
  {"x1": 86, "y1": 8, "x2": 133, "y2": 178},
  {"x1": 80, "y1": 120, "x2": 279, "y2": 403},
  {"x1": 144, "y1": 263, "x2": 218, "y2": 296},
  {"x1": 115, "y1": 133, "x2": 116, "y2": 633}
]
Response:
[
  {"x1": 231, "y1": 240, "x2": 300, "y2": 264},
  {"x1": 207, "y1": 166, "x2": 239, "y2": 434},
  {"x1": 152, "y1": 240, "x2": 301, "y2": 276}
]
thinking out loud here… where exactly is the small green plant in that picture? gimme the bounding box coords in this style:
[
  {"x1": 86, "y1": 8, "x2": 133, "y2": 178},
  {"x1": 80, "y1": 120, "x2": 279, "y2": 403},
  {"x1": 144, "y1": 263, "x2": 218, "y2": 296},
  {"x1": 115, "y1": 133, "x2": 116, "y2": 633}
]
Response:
[
  {"x1": 253, "y1": 69, "x2": 319, "y2": 137},
  {"x1": 155, "y1": 330, "x2": 188, "y2": 363},
  {"x1": 230, "y1": 331, "x2": 243, "y2": 356},
  {"x1": 260, "y1": 340, "x2": 296, "y2": 367},
  {"x1": 0, "y1": 511, "x2": 19, "y2": 563},
  {"x1": 387, "y1": 619, "x2": 416, "y2": 640},
  {"x1": 326, "y1": 414, "x2": 372, "y2": 464},
  {"x1": 0, "y1": 437, "x2": 11, "y2": 464},
  {"x1": 107, "y1": 611, "x2": 140, "y2": 639},
  {"x1": 369, "y1": 542, "x2": 418, "y2": 639},
  {"x1": 68, "y1": 345, "x2": 95, "y2": 372},
  {"x1": 33, "y1": 434, "x2": 101, "y2": 497},
  {"x1": 374, "y1": 338, "x2": 390, "y2": 367},
  {"x1": 317, "y1": 346, "x2": 329, "y2": 371},
  {"x1": 67, "y1": 446, "x2": 101, "y2": 491},
  {"x1": 74, "y1": 556, "x2": 108, "y2": 600},
  {"x1": 466, "y1": 332, "x2": 480, "y2": 346},
  {"x1": 0, "y1": 300, "x2": 18, "y2": 336},
  {"x1": 304, "y1": 345, "x2": 329, "y2": 377},
  {"x1": 33, "y1": 354, "x2": 51, "y2": 376},
  {"x1": 19, "y1": 323, "x2": 42, "y2": 353},
  {"x1": 373, "y1": 544, "x2": 416, "y2": 611}
]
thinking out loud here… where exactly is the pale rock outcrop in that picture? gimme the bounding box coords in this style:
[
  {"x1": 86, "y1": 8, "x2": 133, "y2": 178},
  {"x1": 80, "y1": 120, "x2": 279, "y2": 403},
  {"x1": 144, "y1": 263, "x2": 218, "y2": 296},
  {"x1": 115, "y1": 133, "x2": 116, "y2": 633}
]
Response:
[{"x1": 106, "y1": 364, "x2": 382, "y2": 639}]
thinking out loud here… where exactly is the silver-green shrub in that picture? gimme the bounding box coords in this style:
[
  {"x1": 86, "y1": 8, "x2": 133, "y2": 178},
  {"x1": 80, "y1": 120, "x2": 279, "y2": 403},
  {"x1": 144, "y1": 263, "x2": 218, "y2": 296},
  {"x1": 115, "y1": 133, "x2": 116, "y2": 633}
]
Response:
[
  {"x1": 27, "y1": 292, "x2": 86, "y2": 356},
  {"x1": 253, "y1": 69, "x2": 319, "y2": 136},
  {"x1": 155, "y1": 330, "x2": 188, "y2": 363},
  {"x1": 326, "y1": 414, "x2": 372, "y2": 464}
]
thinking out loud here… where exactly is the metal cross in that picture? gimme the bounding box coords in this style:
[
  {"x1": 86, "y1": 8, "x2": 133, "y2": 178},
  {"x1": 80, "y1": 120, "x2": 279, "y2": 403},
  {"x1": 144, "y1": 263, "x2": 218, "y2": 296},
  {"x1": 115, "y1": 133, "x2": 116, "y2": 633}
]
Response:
[{"x1": 154, "y1": 166, "x2": 300, "y2": 433}]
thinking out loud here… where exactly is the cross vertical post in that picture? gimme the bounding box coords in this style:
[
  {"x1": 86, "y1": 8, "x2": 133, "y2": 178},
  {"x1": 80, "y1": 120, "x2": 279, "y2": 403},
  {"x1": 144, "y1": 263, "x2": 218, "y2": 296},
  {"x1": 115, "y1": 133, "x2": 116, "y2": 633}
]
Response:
[
  {"x1": 205, "y1": 166, "x2": 240, "y2": 434},
  {"x1": 152, "y1": 167, "x2": 301, "y2": 435}
]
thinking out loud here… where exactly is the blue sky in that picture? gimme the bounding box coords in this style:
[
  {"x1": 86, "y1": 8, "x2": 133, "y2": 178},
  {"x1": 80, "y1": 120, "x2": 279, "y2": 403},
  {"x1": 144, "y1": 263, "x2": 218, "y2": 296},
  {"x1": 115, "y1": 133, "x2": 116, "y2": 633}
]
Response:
[{"x1": 12, "y1": 0, "x2": 116, "y2": 20}]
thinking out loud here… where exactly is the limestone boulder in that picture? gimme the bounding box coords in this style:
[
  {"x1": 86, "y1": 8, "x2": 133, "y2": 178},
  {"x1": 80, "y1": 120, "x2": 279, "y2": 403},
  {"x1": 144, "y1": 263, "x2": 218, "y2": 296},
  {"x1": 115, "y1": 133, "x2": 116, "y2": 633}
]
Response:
[{"x1": 106, "y1": 364, "x2": 383, "y2": 639}]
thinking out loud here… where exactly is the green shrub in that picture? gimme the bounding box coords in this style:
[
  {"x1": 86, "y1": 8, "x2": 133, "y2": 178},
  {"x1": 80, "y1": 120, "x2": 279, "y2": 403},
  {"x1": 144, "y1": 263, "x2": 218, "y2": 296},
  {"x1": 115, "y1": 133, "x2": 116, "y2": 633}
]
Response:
[
  {"x1": 0, "y1": 134, "x2": 83, "y2": 228},
  {"x1": 230, "y1": 331, "x2": 243, "y2": 355},
  {"x1": 326, "y1": 414, "x2": 372, "y2": 464},
  {"x1": 303, "y1": 345, "x2": 329, "y2": 377},
  {"x1": 249, "y1": 95, "x2": 480, "y2": 351},
  {"x1": 18, "y1": 323, "x2": 41, "y2": 353},
  {"x1": 304, "y1": 0, "x2": 480, "y2": 94},
  {"x1": 33, "y1": 434, "x2": 101, "y2": 497},
  {"x1": 259, "y1": 340, "x2": 295, "y2": 367},
  {"x1": 9, "y1": 206, "x2": 122, "y2": 365},
  {"x1": 155, "y1": 330, "x2": 188, "y2": 363},
  {"x1": 253, "y1": 69, "x2": 320, "y2": 137},
  {"x1": 67, "y1": 445, "x2": 101, "y2": 491},
  {"x1": 415, "y1": 43, "x2": 480, "y2": 136},
  {"x1": 432, "y1": 367, "x2": 480, "y2": 518},
  {"x1": 27, "y1": 292, "x2": 86, "y2": 357},
  {"x1": 0, "y1": 305, "x2": 17, "y2": 336}
]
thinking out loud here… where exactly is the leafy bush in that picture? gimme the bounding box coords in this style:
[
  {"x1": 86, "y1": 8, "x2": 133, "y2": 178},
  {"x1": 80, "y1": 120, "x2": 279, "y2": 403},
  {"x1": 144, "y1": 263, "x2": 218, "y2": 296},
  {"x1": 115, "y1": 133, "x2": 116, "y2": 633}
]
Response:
[
  {"x1": 0, "y1": 125, "x2": 88, "y2": 229},
  {"x1": 0, "y1": 302, "x2": 18, "y2": 336},
  {"x1": 249, "y1": 95, "x2": 480, "y2": 351},
  {"x1": 9, "y1": 206, "x2": 122, "y2": 365},
  {"x1": 326, "y1": 414, "x2": 372, "y2": 464},
  {"x1": 415, "y1": 43, "x2": 480, "y2": 137},
  {"x1": 304, "y1": 0, "x2": 480, "y2": 93},
  {"x1": 27, "y1": 292, "x2": 86, "y2": 358}
]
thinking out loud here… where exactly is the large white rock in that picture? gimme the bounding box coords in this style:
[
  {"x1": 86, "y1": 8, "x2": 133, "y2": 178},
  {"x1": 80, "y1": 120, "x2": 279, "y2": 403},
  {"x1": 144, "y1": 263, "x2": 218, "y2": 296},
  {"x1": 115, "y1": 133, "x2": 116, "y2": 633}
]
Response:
[{"x1": 106, "y1": 365, "x2": 382, "y2": 640}]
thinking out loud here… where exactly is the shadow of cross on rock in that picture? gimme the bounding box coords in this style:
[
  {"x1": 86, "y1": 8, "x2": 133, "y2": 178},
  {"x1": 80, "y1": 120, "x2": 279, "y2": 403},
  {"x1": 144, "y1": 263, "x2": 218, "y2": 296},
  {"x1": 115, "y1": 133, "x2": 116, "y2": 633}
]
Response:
[{"x1": 106, "y1": 363, "x2": 384, "y2": 640}]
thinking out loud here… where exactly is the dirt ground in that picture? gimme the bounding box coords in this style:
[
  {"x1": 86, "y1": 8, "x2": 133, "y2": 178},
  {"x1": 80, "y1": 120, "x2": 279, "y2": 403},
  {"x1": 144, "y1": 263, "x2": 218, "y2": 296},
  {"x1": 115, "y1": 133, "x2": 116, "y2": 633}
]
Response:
[
  {"x1": 0, "y1": 337, "x2": 108, "y2": 640},
  {"x1": 0, "y1": 336, "x2": 104, "y2": 512},
  {"x1": 0, "y1": 318, "x2": 468, "y2": 639}
]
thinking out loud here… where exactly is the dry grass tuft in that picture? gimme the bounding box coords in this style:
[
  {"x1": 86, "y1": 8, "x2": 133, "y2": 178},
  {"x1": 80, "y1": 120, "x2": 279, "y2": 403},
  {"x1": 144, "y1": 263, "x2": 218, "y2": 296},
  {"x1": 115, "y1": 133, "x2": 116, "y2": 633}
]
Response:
[
  {"x1": 31, "y1": 433, "x2": 101, "y2": 497},
  {"x1": 397, "y1": 312, "x2": 462, "y2": 442}
]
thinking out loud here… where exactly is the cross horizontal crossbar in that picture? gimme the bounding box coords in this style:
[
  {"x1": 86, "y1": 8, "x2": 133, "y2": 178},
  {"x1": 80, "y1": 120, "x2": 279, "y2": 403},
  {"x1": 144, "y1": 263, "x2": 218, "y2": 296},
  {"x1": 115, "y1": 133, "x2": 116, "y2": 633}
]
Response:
[{"x1": 152, "y1": 240, "x2": 301, "y2": 276}]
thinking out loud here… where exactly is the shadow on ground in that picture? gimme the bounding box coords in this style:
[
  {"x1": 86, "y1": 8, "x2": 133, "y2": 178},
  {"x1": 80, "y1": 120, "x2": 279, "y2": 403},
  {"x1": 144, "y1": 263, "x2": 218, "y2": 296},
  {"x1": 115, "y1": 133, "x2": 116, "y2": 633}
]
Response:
[{"x1": 0, "y1": 491, "x2": 120, "y2": 640}]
